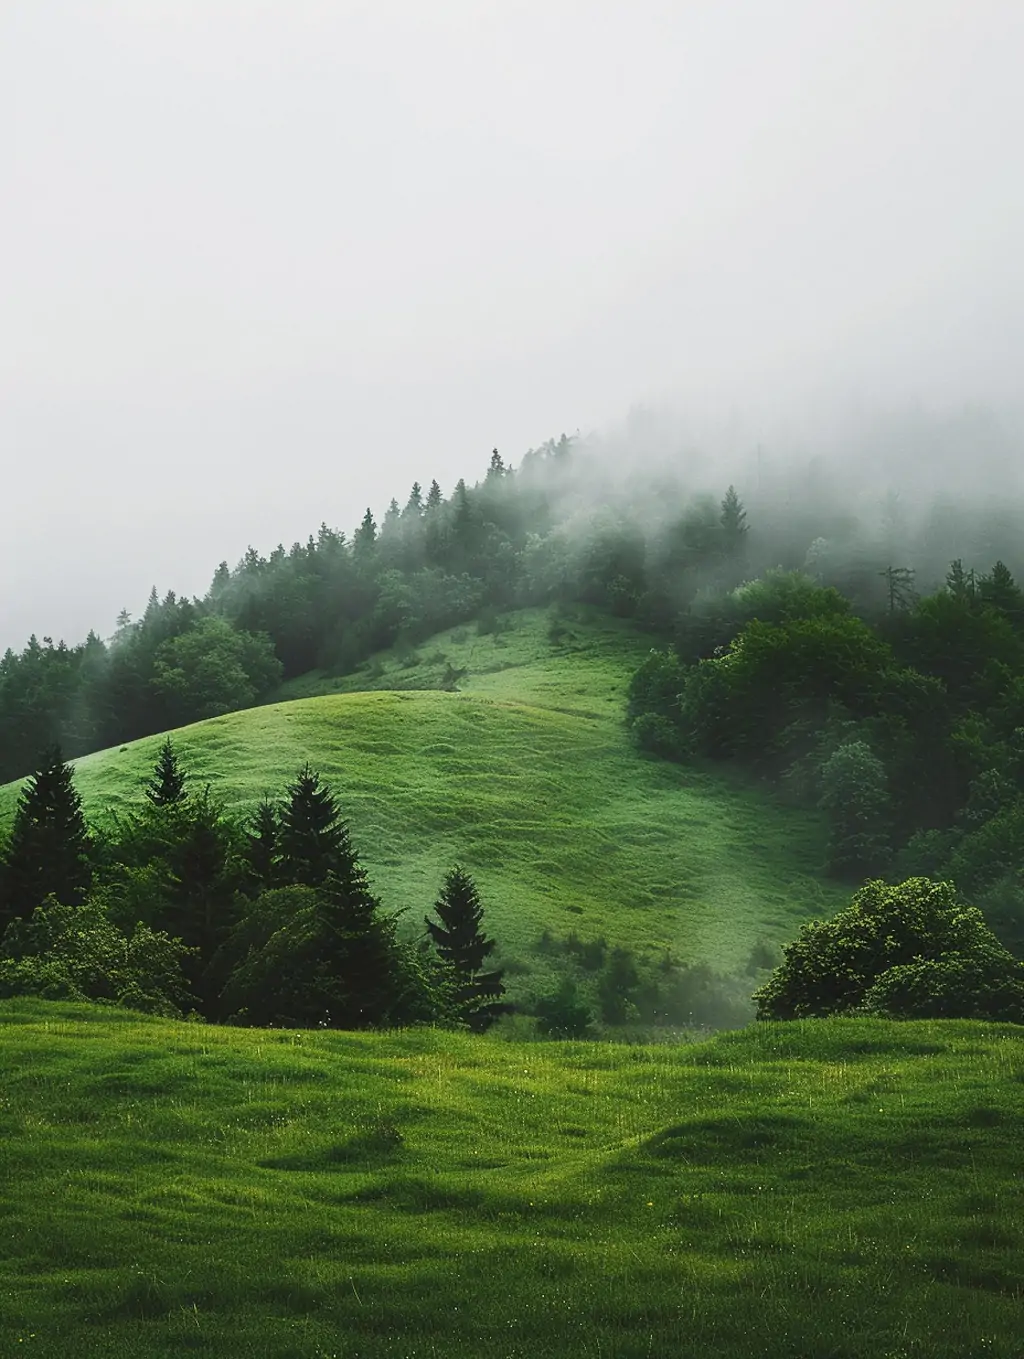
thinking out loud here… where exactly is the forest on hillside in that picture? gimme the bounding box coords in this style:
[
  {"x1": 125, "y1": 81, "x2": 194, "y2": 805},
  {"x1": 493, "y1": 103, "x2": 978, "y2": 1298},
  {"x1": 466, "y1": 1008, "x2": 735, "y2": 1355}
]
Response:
[
  {"x1": 3, "y1": 431, "x2": 1024, "y2": 786},
  {"x1": 3, "y1": 429, "x2": 1024, "y2": 1028}
]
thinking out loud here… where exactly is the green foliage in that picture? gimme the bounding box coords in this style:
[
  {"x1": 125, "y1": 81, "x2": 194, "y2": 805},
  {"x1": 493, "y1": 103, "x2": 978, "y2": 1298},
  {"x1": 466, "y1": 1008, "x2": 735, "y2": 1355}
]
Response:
[
  {"x1": 108, "y1": 787, "x2": 244, "y2": 986},
  {"x1": 535, "y1": 977, "x2": 593, "y2": 1037},
  {"x1": 0, "y1": 895, "x2": 192, "y2": 1015},
  {"x1": 597, "y1": 945, "x2": 639, "y2": 1024},
  {"x1": 152, "y1": 615, "x2": 282, "y2": 725},
  {"x1": 245, "y1": 794, "x2": 279, "y2": 890},
  {"x1": 818, "y1": 740, "x2": 890, "y2": 877},
  {"x1": 218, "y1": 879, "x2": 436, "y2": 1029},
  {"x1": 1, "y1": 746, "x2": 91, "y2": 932},
  {"x1": 950, "y1": 801, "x2": 1024, "y2": 891},
  {"x1": 756, "y1": 877, "x2": 1024, "y2": 1021},
  {"x1": 727, "y1": 568, "x2": 850, "y2": 625},
  {"x1": 425, "y1": 866, "x2": 506, "y2": 1031},
  {"x1": 681, "y1": 614, "x2": 893, "y2": 762},
  {"x1": 626, "y1": 649, "x2": 686, "y2": 725},
  {"x1": 861, "y1": 950, "x2": 1024, "y2": 1021},
  {"x1": 144, "y1": 737, "x2": 187, "y2": 807},
  {"x1": 277, "y1": 763, "x2": 353, "y2": 888},
  {"x1": 1, "y1": 610, "x2": 844, "y2": 1010}
]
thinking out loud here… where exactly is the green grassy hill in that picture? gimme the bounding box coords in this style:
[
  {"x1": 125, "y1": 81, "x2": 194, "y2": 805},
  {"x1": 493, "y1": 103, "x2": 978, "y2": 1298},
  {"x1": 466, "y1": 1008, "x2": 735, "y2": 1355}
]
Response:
[
  {"x1": 1, "y1": 1000, "x2": 1021, "y2": 1358},
  {"x1": 0, "y1": 610, "x2": 845, "y2": 1008}
]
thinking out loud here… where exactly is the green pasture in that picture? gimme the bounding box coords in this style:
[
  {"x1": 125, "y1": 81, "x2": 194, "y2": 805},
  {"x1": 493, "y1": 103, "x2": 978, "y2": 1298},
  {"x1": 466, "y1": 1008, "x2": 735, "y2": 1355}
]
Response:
[
  {"x1": 1, "y1": 1001, "x2": 1021, "y2": 1357},
  {"x1": 0, "y1": 611, "x2": 845, "y2": 1002}
]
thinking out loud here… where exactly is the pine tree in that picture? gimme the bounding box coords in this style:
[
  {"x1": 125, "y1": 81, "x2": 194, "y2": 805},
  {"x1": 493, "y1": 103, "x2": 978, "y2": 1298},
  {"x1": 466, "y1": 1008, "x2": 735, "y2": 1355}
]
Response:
[
  {"x1": 879, "y1": 565, "x2": 917, "y2": 614},
  {"x1": 353, "y1": 508, "x2": 377, "y2": 567},
  {"x1": 145, "y1": 738, "x2": 187, "y2": 807},
  {"x1": 426, "y1": 479, "x2": 443, "y2": 510},
  {"x1": 277, "y1": 764, "x2": 354, "y2": 888},
  {"x1": 1, "y1": 746, "x2": 92, "y2": 932},
  {"x1": 246, "y1": 795, "x2": 280, "y2": 889},
  {"x1": 719, "y1": 485, "x2": 748, "y2": 552},
  {"x1": 425, "y1": 866, "x2": 506, "y2": 1030},
  {"x1": 486, "y1": 448, "x2": 505, "y2": 481},
  {"x1": 157, "y1": 787, "x2": 241, "y2": 1003}
]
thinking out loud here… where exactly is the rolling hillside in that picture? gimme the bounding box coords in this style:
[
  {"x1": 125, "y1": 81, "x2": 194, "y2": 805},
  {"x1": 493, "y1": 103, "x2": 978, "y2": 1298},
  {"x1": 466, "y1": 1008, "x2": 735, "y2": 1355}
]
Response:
[
  {"x1": 1, "y1": 1000, "x2": 1021, "y2": 1358},
  {"x1": 0, "y1": 610, "x2": 845, "y2": 1007}
]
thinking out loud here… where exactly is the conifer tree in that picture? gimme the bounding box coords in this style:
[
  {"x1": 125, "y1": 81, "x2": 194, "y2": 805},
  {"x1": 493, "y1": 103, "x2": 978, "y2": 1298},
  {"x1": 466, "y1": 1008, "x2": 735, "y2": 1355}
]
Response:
[
  {"x1": 1, "y1": 746, "x2": 92, "y2": 932},
  {"x1": 719, "y1": 485, "x2": 748, "y2": 552},
  {"x1": 246, "y1": 795, "x2": 280, "y2": 889},
  {"x1": 426, "y1": 866, "x2": 506, "y2": 1030},
  {"x1": 145, "y1": 738, "x2": 187, "y2": 807},
  {"x1": 486, "y1": 448, "x2": 505, "y2": 480},
  {"x1": 277, "y1": 764, "x2": 354, "y2": 888},
  {"x1": 353, "y1": 508, "x2": 377, "y2": 568}
]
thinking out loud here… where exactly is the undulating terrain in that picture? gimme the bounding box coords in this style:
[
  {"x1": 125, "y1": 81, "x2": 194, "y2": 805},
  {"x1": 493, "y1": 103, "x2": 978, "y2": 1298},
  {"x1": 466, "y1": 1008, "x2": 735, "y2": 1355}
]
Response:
[
  {"x1": 0, "y1": 609, "x2": 845, "y2": 1006},
  {"x1": 1, "y1": 1001, "x2": 1021, "y2": 1358}
]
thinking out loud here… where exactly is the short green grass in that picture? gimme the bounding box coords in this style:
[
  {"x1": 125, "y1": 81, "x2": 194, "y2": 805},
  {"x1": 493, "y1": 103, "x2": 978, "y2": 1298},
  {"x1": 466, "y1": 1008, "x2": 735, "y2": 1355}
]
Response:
[
  {"x1": 0, "y1": 610, "x2": 845, "y2": 1005},
  {"x1": 1, "y1": 1000, "x2": 1022, "y2": 1357}
]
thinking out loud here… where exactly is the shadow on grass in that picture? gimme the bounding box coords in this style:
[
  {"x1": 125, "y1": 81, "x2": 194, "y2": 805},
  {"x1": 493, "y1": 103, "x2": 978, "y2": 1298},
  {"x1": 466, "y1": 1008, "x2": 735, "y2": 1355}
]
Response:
[{"x1": 261, "y1": 1119, "x2": 405, "y2": 1171}]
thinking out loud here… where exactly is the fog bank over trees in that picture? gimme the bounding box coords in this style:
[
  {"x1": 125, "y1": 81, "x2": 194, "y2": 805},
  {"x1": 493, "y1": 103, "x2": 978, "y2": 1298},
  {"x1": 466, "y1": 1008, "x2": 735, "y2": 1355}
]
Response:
[{"x1": 3, "y1": 1, "x2": 1022, "y2": 647}]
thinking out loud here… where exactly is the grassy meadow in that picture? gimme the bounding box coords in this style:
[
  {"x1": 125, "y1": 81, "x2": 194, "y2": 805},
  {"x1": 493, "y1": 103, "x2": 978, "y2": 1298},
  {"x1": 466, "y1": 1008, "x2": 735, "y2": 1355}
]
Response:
[
  {"x1": 1, "y1": 1000, "x2": 1022, "y2": 1357},
  {"x1": 0, "y1": 609, "x2": 845, "y2": 1010}
]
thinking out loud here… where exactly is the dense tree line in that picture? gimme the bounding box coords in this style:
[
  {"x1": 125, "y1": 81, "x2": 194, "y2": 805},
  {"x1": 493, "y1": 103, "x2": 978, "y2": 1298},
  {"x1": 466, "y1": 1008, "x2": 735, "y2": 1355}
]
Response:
[
  {"x1": 6, "y1": 433, "x2": 1022, "y2": 787},
  {"x1": 0, "y1": 745, "x2": 505, "y2": 1030},
  {"x1": 628, "y1": 556, "x2": 1024, "y2": 957}
]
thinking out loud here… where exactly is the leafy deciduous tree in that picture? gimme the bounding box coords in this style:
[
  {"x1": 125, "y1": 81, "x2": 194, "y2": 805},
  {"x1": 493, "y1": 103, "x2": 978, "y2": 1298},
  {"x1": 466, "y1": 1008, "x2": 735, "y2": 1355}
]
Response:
[{"x1": 755, "y1": 877, "x2": 1024, "y2": 1021}]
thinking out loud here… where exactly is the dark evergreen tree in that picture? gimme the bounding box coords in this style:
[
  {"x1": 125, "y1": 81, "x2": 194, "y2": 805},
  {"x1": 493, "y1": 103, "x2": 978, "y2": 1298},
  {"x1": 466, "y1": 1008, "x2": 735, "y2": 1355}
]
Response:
[
  {"x1": 163, "y1": 789, "x2": 240, "y2": 962},
  {"x1": 425, "y1": 865, "x2": 506, "y2": 1030},
  {"x1": 1, "y1": 746, "x2": 92, "y2": 932},
  {"x1": 145, "y1": 737, "x2": 187, "y2": 807},
  {"x1": 246, "y1": 795, "x2": 280, "y2": 889},
  {"x1": 486, "y1": 448, "x2": 505, "y2": 481},
  {"x1": 880, "y1": 565, "x2": 917, "y2": 614},
  {"x1": 353, "y1": 508, "x2": 378, "y2": 569},
  {"x1": 277, "y1": 764, "x2": 353, "y2": 887},
  {"x1": 719, "y1": 485, "x2": 747, "y2": 549},
  {"x1": 598, "y1": 945, "x2": 640, "y2": 1024},
  {"x1": 218, "y1": 854, "x2": 434, "y2": 1028}
]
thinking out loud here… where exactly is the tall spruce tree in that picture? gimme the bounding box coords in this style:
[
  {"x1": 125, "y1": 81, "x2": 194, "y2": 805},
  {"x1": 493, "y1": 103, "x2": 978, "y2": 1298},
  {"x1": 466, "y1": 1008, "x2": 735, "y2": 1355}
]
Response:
[
  {"x1": 719, "y1": 485, "x2": 748, "y2": 556},
  {"x1": 246, "y1": 795, "x2": 280, "y2": 889},
  {"x1": 426, "y1": 866, "x2": 506, "y2": 1030},
  {"x1": 1, "y1": 746, "x2": 92, "y2": 933},
  {"x1": 145, "y1": 738, "x2": 187, "y2": 807},
  {"x1": 277, "y1": 764, "x2": 354, "y2": 887}
]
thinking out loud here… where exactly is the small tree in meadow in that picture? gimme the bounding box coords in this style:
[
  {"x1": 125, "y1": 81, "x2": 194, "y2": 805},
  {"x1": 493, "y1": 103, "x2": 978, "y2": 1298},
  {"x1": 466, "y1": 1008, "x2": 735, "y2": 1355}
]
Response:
[
  {"x1": 145, "y1": 738, "x2": 187, "y2": 807},
  {"x1": 426, "y1": 866, "x2": 506, "y2": 1031}
]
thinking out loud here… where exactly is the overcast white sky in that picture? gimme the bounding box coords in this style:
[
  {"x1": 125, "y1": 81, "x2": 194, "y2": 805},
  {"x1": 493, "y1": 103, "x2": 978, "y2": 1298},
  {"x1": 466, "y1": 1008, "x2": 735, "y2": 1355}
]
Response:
[{"x1": 2, "y1": 1, "x2": 1023, "y2": 648}]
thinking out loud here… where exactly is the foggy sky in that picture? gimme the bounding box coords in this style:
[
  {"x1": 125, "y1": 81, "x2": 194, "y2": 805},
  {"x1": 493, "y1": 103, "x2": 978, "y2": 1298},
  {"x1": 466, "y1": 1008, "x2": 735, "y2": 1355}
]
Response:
[{"x1": 3, "y1": 1, "x2": 1023, "y2": 650}]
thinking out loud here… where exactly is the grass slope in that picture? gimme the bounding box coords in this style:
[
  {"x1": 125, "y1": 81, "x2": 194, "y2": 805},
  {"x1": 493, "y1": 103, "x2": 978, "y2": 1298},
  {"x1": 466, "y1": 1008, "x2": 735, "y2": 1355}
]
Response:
[
  {"x1": 1, "y1": 1000, "x2": 1022, "y2": 1357},
  {"x1": 0, "y1": 611, "x2": 844, "y2": 1001}
]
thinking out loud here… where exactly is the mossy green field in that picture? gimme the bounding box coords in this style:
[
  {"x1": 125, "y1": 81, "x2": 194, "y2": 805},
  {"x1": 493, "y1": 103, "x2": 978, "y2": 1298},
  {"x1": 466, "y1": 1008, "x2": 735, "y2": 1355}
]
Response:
[
  {"x1": 0, "y1": 611, "x2": 845, "y2": 1001},
  {"x1": 1, "y1": 1001, "x2": 1022, "y2": 1358}
]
